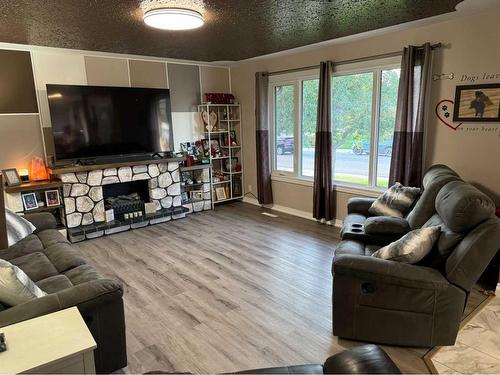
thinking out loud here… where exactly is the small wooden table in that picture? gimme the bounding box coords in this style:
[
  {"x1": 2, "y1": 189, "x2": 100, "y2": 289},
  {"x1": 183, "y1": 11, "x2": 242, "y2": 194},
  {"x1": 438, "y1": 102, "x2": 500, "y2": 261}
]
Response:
[{"x1": 0, "y1": 307, "x2": 96, "y2": 374}]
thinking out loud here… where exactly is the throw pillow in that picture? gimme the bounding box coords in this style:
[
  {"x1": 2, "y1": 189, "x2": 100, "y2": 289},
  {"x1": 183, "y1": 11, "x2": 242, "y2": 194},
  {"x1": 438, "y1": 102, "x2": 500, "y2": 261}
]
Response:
[
  {"x1": 371, "y1": 226, "x2": 441, "y2": 264},
  {"x1": 368, "y1": 182, "x2": 421, "y2": 218},
  {"x1": 5, "y1": 208, "x2": 36, "y2": 247},
  {"x1": 0, "y1": 258, "x2": 46, "y2": 306}
]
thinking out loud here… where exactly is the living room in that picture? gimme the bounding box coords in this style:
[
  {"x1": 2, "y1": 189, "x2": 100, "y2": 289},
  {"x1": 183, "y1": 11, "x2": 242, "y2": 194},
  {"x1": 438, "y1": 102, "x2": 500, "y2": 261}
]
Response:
[{"x1": 0, "y1": 0, "x2": 499, "y2": 374}]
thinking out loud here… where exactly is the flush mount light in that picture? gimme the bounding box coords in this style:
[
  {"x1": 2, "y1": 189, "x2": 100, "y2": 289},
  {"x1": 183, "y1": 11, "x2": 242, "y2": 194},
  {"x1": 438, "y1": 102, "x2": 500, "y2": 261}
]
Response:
[{"x1": 143, "y1": 8, "x2": 204, "y2": 30}]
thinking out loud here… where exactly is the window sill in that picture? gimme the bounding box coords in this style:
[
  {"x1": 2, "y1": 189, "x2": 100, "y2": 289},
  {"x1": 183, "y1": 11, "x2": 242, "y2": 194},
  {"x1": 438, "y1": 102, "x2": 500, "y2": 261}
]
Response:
[{"x1": 271, "y1": 174, "x2": 383, "y2": 197}]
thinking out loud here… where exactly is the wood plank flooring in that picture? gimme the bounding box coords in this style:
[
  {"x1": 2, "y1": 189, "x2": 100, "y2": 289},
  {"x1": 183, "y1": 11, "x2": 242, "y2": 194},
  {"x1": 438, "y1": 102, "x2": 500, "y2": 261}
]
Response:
[{"x1": 75, "y1": 202, "x2": 487, "y2": 374}]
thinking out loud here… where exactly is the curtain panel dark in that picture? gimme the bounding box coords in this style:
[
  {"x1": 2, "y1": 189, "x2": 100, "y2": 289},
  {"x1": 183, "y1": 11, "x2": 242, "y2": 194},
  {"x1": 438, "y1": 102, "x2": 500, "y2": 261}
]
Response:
[
  {"x1": 313, "y1": 61, "x2": 335, "y2": 221},
  {"x1": 255, "y1": 72, "x2": 273, "y2": 205},
  {"x1": 389, "y1": 43, "x2": 432, "y2": 188}
]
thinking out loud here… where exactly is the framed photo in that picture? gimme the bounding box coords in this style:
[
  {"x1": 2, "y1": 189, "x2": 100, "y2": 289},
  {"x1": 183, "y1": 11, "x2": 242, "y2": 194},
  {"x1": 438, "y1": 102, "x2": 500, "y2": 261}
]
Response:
[
  {"x1": 222, "y1": 130, "x2": 238, "y2": 146},
  {"x1": 22, "y1": 192, "x2": 39, "y2": 211},
  {"x1": 1, "y1": 168, "x2": 22, "y2": 186},
  {"x1": 202, "y1": 138, "x2": 210, "y2": 154},
  {"x1": 453, "y1": 84, "x2": 500, "y2": 122},
  {"x1": 45, "y1": 189, "x2": 61, "y2": 207},
  {"x1": 215, "y1": 187, "x2": 227, "y2": 201},
  {"x1": 180, "y1": 142, "x2": 193, "y2": 154},
  {"x1": 190, "y1": 190, "x2": 203, "y2": 201},
  {"x1": 224, "y1": 157, "x2": 239, "y2": 172}
]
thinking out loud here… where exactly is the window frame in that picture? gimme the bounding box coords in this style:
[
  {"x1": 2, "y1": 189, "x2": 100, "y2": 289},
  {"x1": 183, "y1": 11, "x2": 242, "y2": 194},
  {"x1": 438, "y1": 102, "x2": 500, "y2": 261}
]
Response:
[
  {"x1": 269, "y1": 56, "x2": 401, "y2": 193},
  {"x1": 269, "y1": 69, "x2": 319, "y2": 178}
]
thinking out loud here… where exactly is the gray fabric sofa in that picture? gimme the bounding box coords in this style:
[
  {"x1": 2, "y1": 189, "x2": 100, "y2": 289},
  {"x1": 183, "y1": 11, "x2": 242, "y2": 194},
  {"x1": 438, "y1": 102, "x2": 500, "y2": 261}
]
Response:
[
  {"x1": 332, "y1": 180, "x2": 500, "y2": 347},
  {"x1": 0, "y1": 212, "x2": 127, "y2": 373},
  {"x1": 341, "y1": 164, "x2": 461, "y2": 245}
]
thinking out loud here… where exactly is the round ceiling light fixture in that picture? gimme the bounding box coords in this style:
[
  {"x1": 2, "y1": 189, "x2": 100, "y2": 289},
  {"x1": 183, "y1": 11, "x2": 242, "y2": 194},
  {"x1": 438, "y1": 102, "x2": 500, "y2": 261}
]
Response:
[{"x1": 143, "y1": 7, "x2": 204, "y2": 30}]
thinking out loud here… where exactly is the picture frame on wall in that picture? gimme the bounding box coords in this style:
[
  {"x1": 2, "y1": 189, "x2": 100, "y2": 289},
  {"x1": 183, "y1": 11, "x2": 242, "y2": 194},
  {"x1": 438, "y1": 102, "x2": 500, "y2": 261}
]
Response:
[
  {"x1": 45, "y1": 189, "x2": 61, "y2": 207},
  {"x1": 1, "y1": 168, "x2": 22, "y2": 186},
  {"x1": 453, "y1": 83, "x2": 500, "y2": 122},
  {"x1": 21, "y1": 192, "x2": 39, "y2": 211}
]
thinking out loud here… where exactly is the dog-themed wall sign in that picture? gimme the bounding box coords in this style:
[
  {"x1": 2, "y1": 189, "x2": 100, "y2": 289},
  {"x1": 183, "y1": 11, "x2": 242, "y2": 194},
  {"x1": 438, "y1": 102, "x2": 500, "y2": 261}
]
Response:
[{"x1": 453, "y1": 83, "x2": 500, "y2": 122}]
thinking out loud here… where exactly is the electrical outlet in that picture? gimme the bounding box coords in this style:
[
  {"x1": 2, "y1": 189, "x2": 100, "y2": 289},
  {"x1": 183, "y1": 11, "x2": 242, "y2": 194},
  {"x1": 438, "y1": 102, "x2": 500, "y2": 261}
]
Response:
[{"x1": 248, "y1": 184, "x2": 252, "y2": 192}]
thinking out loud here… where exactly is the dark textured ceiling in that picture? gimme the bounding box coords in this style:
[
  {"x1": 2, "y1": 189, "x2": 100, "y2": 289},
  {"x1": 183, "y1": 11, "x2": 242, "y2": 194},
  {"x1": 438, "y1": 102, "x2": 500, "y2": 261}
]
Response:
[{"x1": 0, "y1": 0, "x2": 463, "y2": 62}]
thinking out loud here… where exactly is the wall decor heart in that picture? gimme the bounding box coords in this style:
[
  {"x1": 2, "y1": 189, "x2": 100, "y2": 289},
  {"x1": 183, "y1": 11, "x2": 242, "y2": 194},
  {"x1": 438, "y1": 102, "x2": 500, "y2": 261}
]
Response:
[{"x1": 435, "y1": 99, "x2": 462, "y2": 130}]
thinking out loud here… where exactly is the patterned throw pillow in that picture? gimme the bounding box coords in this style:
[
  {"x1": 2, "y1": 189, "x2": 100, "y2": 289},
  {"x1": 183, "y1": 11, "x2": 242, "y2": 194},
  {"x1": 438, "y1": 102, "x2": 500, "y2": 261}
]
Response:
[
  {"x1": 5, "y1": 208, "x2": 36, "y2": 247},
  {"x1": 369, "y1": 182, "x2": 421, "y2": 218},
  {"x1": 0, "y1": 259, "x2": 47, "y2": 306},
  {"x1": 371, "y1": 226, "x2": 441, "y2": 264}
]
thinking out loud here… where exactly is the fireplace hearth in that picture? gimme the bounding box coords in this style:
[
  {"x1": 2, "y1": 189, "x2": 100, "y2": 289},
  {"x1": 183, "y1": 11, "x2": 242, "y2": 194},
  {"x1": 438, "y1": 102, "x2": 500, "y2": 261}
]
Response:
[{"x1": 52, "y1": 159, "x2": 212, "y2": 242}]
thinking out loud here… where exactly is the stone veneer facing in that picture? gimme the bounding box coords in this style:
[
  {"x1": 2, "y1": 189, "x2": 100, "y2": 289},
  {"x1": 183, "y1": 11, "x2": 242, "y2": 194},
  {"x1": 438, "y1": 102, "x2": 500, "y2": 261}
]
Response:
[{"x1": 58, "y1": 161, "x2": 211, "y2": 229}]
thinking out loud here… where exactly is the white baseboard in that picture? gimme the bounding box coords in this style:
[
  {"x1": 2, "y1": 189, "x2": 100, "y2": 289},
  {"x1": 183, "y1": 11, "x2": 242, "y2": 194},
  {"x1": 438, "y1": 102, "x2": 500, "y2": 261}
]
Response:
[{"x1": 242, "y1": 196, "x2": 343, "y2": 228}]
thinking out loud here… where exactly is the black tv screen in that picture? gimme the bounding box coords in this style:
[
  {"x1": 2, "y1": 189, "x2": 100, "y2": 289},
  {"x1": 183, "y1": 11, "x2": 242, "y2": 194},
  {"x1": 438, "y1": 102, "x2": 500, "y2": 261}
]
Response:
[{"x1": 47, "y1": 84, "x2": 173, "y2": 162}]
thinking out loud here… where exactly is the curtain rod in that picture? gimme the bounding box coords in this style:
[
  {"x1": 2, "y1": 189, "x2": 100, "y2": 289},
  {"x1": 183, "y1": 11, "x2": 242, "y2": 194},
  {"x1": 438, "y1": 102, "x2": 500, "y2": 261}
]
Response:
[{"x1": 268, "y1": 42, "x2": 441, "y2": 76}]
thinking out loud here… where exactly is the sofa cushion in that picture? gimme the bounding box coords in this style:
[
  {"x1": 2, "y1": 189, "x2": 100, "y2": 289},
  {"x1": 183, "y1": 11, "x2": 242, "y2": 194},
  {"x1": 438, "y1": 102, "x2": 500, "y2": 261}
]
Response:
[
  {"x1": 37, "y1": 229, "x2": 70, "y2": 248},
  {"x1": 369, "y1": 183, "x2": 420, "y2": 218},
  {"x1": 364, "y1": 216, "x2": 410, "y2": 235},
  {"x1": 42, "y1": 243, "x2": 87, "y2": 273},
  {"x1": 0, "y1": 258, "x2": 47, "y2": 306},
  {"x1": 423, "y1": 214, "x2": 464, "y2": 253},
  {"x1": 372, "y1": 226, "x2": 441, "y2": 264},
  {"x1": 436, "y1": 181, "x2": 495, "y2": 233},
  {"x1": 9, "y1": 252, "x2": 58, "y2": 282},
  {"x1": 0, "y1": 234, "x2": 43, "y2": 261},
  {"x1": 407, "y1": 168, "x2": 460, "y2": 230},
  {"x1": 64, "y1": 265, "x2": 103, "y2": 286},
  {"x1": 5, "y1": 208, "x2": 36, "y2": 247},
  {"x1": 36, "y1": 275, "x2": 73, "y2": 294}
]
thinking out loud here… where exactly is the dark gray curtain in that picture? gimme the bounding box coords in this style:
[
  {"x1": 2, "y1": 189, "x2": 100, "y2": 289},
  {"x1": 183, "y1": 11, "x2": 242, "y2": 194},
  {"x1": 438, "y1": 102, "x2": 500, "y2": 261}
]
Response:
[
  {"x1": 389, "y1": 43, "x2": 432, "y2": 188},
  {"x1": 255, "y1": 72, "x2": 273, "y2": 205},
  {"x1": 313, "y1": 61, "x2": 335, "y2": 221}
]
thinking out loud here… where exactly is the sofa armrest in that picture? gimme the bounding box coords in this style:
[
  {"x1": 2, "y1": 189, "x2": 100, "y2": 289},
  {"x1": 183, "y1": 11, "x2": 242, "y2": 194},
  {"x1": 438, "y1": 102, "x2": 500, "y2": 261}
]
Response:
[
  {"x1": 364, "y1": 216, "x2": 410, "y2": 236},
  {"x1": 24, "y1": 212, "x2": 57, "y2": 232},
  {"x1": 56, "y1": 278, "x2": 123, "y2": 310},
  {"x1": 333, "y1": 254, "x2": 450, "y2": 290},
  {"x1": 0, "y1": 294, "x2": 62, "y2": 327},
  {"x1": 323, "y1": 344, "x2": 401, "y2": 374},
  {"x1": 347, "y1": 197, "x2": 376, "y2": 216},
  {"x1": 0, "y1": 279, "x2": 122, "y2": 328}
]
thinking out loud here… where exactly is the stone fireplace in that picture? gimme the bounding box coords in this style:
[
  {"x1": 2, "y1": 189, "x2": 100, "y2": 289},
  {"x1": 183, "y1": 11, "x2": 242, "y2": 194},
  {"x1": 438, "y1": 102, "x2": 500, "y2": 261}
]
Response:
[{"x1": 59, "y1": 161, "x2": 185, "y2": 229}]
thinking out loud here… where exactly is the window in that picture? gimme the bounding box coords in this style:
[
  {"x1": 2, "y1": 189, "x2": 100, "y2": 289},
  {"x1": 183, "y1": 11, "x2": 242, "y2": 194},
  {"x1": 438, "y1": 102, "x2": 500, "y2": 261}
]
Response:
[{"x1": 270, "y1": 57, "x2": 400, "y2": 190}]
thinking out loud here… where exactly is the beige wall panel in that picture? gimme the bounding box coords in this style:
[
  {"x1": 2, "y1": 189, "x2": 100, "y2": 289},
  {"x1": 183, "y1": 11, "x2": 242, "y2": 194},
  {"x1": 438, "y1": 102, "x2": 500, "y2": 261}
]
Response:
[
  {"x1": 129, "y1": 60, "x2": 168, "y2": 89},
  {"x1": 84, "y1": 56, "x2": 129, "y2": 87},
  {"x1": 231, "y1": 9, "x2": 500, "y2": 217},
  {"x1": 171, "y1": 112, "x2": 204, "y2": 152},
  {"x1": 167, "y1": 63, "x2": 200, "y2": 112},
  {"x1": 200, "y1": 66, "x2": 230, "y2": 95},
  {"x1": 31, "y1": 51, "x2": 87, "y2": 129},
  {"x1": 271, "y1": 181, "x2": 314, "y2": 213},
  {"x1": 0, "y1": 50, "x2": 38, "y2": 113},
  {"x1": 0, "y1": 115, "x2": 44, "y2": 171}
]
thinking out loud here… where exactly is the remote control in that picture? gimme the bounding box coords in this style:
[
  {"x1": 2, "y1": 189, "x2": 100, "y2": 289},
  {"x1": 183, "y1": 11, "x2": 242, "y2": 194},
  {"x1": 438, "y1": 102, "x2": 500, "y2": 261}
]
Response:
[{"x1": 0, "y1": 332, "x2": 6, "y2": 352}]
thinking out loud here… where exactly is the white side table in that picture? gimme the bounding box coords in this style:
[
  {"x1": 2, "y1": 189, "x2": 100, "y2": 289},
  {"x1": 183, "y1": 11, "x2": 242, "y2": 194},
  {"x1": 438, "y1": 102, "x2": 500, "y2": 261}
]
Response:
[{"x1": 0, "y1": 307, "x2": 96, "y2": 374}]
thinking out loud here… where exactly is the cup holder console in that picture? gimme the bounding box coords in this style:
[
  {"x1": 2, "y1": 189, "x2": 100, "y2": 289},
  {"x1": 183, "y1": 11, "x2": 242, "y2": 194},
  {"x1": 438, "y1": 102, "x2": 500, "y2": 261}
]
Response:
[
  {"x1": 352, "y1": 223, "x2": 363, "y2": 228},
  {"x1": 351, "y1": 228, "x2": 363, "y2": 233}
]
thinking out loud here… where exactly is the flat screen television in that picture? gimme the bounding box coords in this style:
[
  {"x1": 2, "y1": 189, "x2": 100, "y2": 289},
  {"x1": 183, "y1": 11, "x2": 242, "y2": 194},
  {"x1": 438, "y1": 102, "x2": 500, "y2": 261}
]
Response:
[{"x1": 47, "y1": 84, "x2": 174, "y2": 163}]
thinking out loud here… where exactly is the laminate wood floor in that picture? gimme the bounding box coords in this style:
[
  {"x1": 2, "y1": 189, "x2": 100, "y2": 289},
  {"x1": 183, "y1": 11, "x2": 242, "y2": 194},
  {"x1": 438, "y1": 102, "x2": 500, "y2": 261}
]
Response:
[{"x1": 76, "y1": 202, "x2": 487, "y2": 374}]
